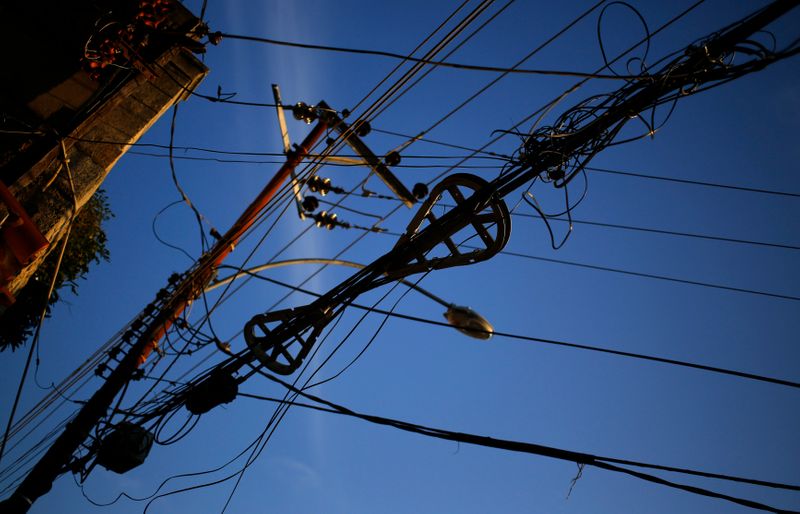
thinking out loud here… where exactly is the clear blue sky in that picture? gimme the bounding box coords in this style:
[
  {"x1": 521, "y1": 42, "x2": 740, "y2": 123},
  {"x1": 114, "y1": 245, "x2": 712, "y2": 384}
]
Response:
[{"x1": 2, "y1": 1, "x2": 799, "y2": 513}]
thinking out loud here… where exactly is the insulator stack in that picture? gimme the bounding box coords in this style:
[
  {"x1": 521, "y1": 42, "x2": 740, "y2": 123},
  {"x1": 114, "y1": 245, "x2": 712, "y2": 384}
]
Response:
[
  {"x1": 312, "y1": 211, "x2": 343, "y2": 230},
  {"x1": 306, "y1": 176, "x2": 333, "y2": 195}
]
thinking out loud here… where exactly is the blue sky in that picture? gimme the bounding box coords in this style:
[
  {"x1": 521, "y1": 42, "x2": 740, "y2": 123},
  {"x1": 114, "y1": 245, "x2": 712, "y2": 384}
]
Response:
[{"x1": 1, "y1": 1, "x2": 799, "y2": 513}]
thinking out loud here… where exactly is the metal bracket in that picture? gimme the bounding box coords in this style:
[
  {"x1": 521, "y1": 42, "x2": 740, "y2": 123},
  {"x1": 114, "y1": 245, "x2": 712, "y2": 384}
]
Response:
[
  {"x1": 387, "y1": 173, "x2": 511, "y2": 278},
  {"x1": 319, "y1": 101, "x2": 416, "y2": 207},
  {"x1": 243, "y1": 306, "x2": 333, "y2": 375}
]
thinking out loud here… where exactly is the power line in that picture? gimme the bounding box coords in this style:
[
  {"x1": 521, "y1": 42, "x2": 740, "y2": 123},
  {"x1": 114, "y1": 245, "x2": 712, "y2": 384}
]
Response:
[
  {"x1": 70, "y1": 133, "x2": 800, "y2": 199},
  {"x1": 145, "y1": 27, "x2": 488, "y2": 494},
  {"x1": 365, "y1": 129, "x2": 800, "y2": 199},
  {"x1": 127, "y1": 150, "x2": 503, "y2": 169},
  {"x1": 252, "y1": 376, "x2": 800, "y2": 492},
  {"x1": 377, "y1": 230, "x2": 799, "y2": 302},
  {"x1": 210, "y1": 31, "x2": 668, "y2": 80},
  {"x1": 493, "y1": 247, "x2": 800, "y2": 302},
  {"x1": 466, "y1": 207, "x2": 800, "y2": 251},
  {"x1": 377, "y1": 0, "x2": 608, "y2": 151},
  {"x1": 366, "y1": 0, "x2": 520, "y2": 124},
  {"x1": 254, "y1": 373, "x2": 800, "y2": 514},
  {"x1": 247, "y1": 386, "x2": 800, "y2": 491},
  {"x1": 233, "y1": 271, "x2": 800, "y2": 390},
  {"x1": 371, "y1": 127, "x2": 510, "y2": 158},
  {"x1": 586, "y1": 166, "x2": 800, "y2": 198},
  {"x1": 0, "y1": 142, "x2": 80, "y2": 467},
  {"x1": 10, "y1": 0, "x2": 796, "y2": 508}
]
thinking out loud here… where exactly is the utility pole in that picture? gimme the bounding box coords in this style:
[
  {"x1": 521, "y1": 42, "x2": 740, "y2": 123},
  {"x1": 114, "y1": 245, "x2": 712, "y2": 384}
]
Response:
[
  {"x1": 0, "y1": 117, "x2": 330, "y2": 513},
  {"x1": 2, "y1": 1, "x2": 797, "y2": 511},
  {"x1": 121, "y1": 0, "x2": 800, "y2": 425}
]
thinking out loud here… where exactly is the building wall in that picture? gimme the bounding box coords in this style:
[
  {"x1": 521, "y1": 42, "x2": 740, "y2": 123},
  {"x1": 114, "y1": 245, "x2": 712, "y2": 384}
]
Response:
[{"x1": 0, "y1": 1, "x2": 208, "y2": 300}]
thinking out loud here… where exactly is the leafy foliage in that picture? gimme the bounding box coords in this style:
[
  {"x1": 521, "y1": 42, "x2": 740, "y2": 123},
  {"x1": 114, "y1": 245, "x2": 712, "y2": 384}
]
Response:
[{"x1": 0, "y1": 190, "x2": 113, "y2": 351}]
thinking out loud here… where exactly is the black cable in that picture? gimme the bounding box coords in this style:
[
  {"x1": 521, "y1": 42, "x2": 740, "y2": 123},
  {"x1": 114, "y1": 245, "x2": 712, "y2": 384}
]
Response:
[
  {"x1": 256, "y1": 373, "x2": 800, "y2": 514},
  {"x1": 127, "y1": 170, "x2": 367, "y2": 510},
  {"x1": 238, "y1": 271, "x2": 800, "y2": 390},
  {"x1": 442, "y1": 204, "x2": 800, "y2": 251},
  {"x1": 493, "y1": 247, "x2": 800, "y2": 302},
  {"x1": 393, "y1": 0, "x2": 609, "y2": 143},
  {"x1": 167, "y1": 105, "x2": 212, "y2": 254},
  {"x1": 367, "y1": 0, "x2": 518, "y2": 122},
  {"x1": 370, "y1": 125, "x2": 791, "y2": 199},
  {"x1": 249, "y1": 381, "x2": 800, "y2": 492},
  {"x1": 151, "y1": 200, "x2": 197, "y2": 261},
  {"x1": 23, "y1": 1, "x2": 776, "y2": 504},
  {"x1": 317, "y1": 198, "x2": 384, "y2": 219},
  {"x1": 215, "y1": 145, "x2": 442, "y2": 505},
  {"x1": 6, "y1": 113, "x2": 368, "y2": 504},
  {"x1": 0, "y1": 153, "x2": 80, "y2": 466},
  {"x1": 217, "y1": 305, "x2": 354, "y2": 513},
  {"x1": 585, "y1": 165, "x2": 800, "y2": 198},
  {"x1": 371, "y1": 127, "x2": 511, "y2": 158},
  {"x1": 127, "y1": 150, "x2": 504, "y2": 169},
  {"x1": 65, "y1": 134, "x2": 507, "y2": 160},
  {"x1": 378, "y1": 228, "x2": 799, "y2": 302},
  {"x1": 72, "y1": 133, "x2": 800, "y2": 199},
  {"x1": 328, "y1": 0, "x2": 476, "y2": 124},
  {"x1": 558, "y1": 215, "x2": 799, "y2": 251},
  {"x1": 82, "y1": 370, "x2": 274, "y2": 508},
  {"x1": 597, "y1": 2, "x2": 651, "y2": 79},
  {"x1": 301, "y1": 272, "x2": 426, "y2": 391},
  {"x1": 216, "y1": 186, "x2": 427, "y2": 507},
  {"x1": 213, "y1": 32, "x2": 667, "y2": 80}
]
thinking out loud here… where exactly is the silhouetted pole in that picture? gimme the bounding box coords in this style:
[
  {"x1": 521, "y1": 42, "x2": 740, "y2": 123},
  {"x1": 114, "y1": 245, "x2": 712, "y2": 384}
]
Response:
[{"x1": 0, "y1": 120, "x2": 328, "y2": 513}]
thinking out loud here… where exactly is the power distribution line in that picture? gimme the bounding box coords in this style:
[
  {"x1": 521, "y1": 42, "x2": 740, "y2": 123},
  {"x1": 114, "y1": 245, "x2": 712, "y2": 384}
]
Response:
[
  {"x1": 210, "y1": 32, "x2": 680, "y2": 80},
  {"x1": 440, "y1": 206, "x2": 800, "y2": 251},
  {"x1": 254, "y1": 372, "x2": 800, "y2": 514},
  {"x1": 585, "y1": 165, "x2": 800, "y2": 198},
  {"x1": 493, "y1": 247, "x2": 800, "y2": 302},
  {"x1": 234, "y1": 271, "x2": 800, "y2": 390},
  {"x1": 5, "y1": 2, "x2": 799, "y2": 512}
]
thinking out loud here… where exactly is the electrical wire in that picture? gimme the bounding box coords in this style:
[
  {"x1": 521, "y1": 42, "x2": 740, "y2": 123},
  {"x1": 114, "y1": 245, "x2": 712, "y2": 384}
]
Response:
[
  {"x1": 85, "y1": 140, "x2": 378, "y2": 508},
  {"x1": 371, "y1": 228, "x2": 800, "y2": 302},
  {"x1": 492, "y1": 247, "x2": 800, "y2": 302},
  {"x1": 255, "y1": 372, "x2": 800, "y2": 504},
  {"x1": 381, "y1": 0, "x2": 609, "y2": 153},
  {"x1": 585, "y1": 165, "x2": 800, "y2": 198},
  {"x1": 151, "y1": 200, "x2": 197, "y2": 261},
  {"x1": 211, "y1": 31, "x2": 675, "y2": 80},
  {"x1": 236, "y1": 272, "x2": 800, "y2": 390},
  {"x1": 367, "y1": 0, "x2": 519, "y2": 123},
  {"x1": 66, "y1": 134, "x2": 800, "y2": 198},
  {"x1": 439, "y1": 204, "x2": 800, "y2": 251},
  {"x1": 10, "y1": 0, "x2": 792, "y2": 506},
  {"x1": 167, "y1": 104, "x2": 215, "y2": 254}
]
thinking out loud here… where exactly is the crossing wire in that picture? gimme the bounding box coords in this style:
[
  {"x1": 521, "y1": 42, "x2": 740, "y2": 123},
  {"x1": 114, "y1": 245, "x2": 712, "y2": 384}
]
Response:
[
  {"x1": 92, "y1": 2, "x2": 506, "y2": 506},
  {"x1": 251, "y1": 372, "x2": 800, "y2": 514},
  {"x1": 236, "y1": 272, "x2": 800, "y2": 390},
  {"x1": 585, "y1": 165, "x2": 800, "y2": 198},
  {"x1": 7, "y1": 0, "x2": 792, "y2": 504},
  {"x1": 184, "y1": 8, "x2": 748, "y2": 500},
  {"x1": 439, "y1": 206, "x2": 800, "y2": 251},
  {"x1": 210, "y1": 32, "x2": 676, "y2": 80},
  {"x1": 494, "y1": 247, "x2": 800, "y2": 302}
]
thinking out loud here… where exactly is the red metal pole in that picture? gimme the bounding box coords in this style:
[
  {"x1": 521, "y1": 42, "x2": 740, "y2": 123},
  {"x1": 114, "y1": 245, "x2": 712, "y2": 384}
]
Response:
[
  {"x1": 138, "y1": 119, "x2": 328, "y2": 364},
  {"x1": 212, "y1": 120, "x2": 328, "y2": 266}
]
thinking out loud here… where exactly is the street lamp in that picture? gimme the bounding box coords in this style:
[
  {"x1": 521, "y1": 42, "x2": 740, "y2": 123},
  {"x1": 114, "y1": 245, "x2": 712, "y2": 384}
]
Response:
[{"x1": 206, "y1": 258, "x2": 493, "y2": 340}]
